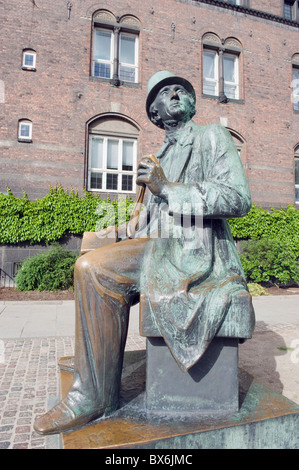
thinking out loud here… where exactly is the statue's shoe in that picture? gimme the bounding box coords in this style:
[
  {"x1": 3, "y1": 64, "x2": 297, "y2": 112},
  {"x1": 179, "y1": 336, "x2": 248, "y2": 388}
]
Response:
[{"x1": 34, "y1": 397, "x2": 115, "y2": 435}]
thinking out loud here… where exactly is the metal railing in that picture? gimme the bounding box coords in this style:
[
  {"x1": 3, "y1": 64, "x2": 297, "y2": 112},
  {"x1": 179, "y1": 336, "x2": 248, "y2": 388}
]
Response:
[{"x1": 0, "y1": 268, "x2": 16, "y2": 288}]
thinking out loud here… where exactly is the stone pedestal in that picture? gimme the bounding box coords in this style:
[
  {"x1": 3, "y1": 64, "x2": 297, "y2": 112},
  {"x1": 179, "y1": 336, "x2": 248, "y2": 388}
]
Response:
[
  {"x1": 146, "y1": 337, "x2": 239, "y2": 413},
  {"x1": 56, "y1": 351, "x2": 299, "y2": 449}
]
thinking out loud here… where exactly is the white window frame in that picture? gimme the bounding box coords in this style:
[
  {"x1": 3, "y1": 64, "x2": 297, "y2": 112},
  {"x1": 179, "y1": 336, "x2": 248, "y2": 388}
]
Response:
[
  {"x1": 223, "y1": 53, "x2": 239, "y2": 100},
  {"x1": 203, "y1": 48, "x2": 240, "y2": 100},
  {"x1": 88, "y1": 134, "x2": 137, "y2": 193},
  {"x1": 119, "y1": 32, "x2": 139, "y2": 83},
  {"x1": 22, "y1": 50, "x2": 36, "y2": 70},
  {"x1": 203, "y1": 49, "x2": 219, "y2": 97},
  {"x1": 18, "y1": 120, "x2": 32, "y2": 142},
  {"x1": 292, "y1": 66, "x2": 299, "y2": 111},
  {"x1": 92, "y1": 27, "x2": 139, "y2": 83},
  {"x1": 284, "y1": 1, "x2": 299, "y2": 21},
  {"x1": 92, "y1": 28, "x2": 114, "y2": 79}
]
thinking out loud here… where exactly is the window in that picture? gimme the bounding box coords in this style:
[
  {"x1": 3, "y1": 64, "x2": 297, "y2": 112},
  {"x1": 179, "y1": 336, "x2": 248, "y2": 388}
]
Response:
[
  {"x1": 87, "y1": 115, "x2": 139, "y2": 193},
  {"x1": 292, "y1": 56, "x2": 299, "y2": 112},
  {"x1": 283, "y1": 1, "x2": 299, "y2": 21},
  {"x1": 202, "y1": 34, "x2": 242, "y2": 102},
  {"x1": 22, "y1": 49, "x2": 36, "y2": 70},
  {"x1": 223, "y1": 54, "x2": 239, "y2": 99},
  {"x1": 92, "y1": 11, "x2": 140, "y2": 85},
  {"x1": 293, "y1": 67, "x2": 299, "y2": 111},
  {"x1": 295, "y1": 146, "x2": 299, "y2": 204},
  {"x1": 18, "y1": 120, "x2": 32, "y2": 142},
  {"x1": 203, "y1": 50, "x2": 219, "y2": 96}
]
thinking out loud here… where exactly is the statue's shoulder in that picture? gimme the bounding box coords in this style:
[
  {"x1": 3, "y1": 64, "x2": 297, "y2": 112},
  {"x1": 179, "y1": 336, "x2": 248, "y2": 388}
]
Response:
[{"x1": 192, "y1": 122, "x2": 231, "y2": 142}]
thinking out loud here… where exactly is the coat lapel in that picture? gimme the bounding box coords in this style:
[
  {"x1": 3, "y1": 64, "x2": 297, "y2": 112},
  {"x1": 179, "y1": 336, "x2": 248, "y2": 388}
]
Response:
[{"x1": 171, "y1": 124, "x2": 195, "y2": 183}]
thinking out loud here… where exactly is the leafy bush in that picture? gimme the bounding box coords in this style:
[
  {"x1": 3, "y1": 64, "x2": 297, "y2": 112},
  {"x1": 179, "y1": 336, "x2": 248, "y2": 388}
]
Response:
[
  {"x1": 247, "y1": 283, "x2": 269, "y2": 296},
  {"x1": 0, "y1": 186, "x2": 134, "y2": 244},
  {"x1": 239, "y1": 238, "x2": 299, "y2": 286},
  {"x1": 15, "y1": 245, "x2": 78, "y2": 291},
  {"x1": 228, "y1": 204, "x2": 299, "y2": 255}
]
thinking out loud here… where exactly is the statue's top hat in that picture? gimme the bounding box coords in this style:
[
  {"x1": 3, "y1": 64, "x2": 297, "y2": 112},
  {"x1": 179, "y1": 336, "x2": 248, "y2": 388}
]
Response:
[{"x1": 146, "y1": 71, "x2": 196, "y2": 123}]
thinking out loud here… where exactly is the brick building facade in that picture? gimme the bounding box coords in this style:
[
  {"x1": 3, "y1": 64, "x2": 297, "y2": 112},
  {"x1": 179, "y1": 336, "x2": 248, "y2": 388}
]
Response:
[{"x1": 1, "y1": 0, "x2": 299, "y2": 208}]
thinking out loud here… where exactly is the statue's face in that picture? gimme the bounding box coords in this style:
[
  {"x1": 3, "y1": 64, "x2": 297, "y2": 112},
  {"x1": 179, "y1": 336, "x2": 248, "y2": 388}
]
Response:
[{"x1": 152, "y1": 84, "x2": 193, "y2": 125}]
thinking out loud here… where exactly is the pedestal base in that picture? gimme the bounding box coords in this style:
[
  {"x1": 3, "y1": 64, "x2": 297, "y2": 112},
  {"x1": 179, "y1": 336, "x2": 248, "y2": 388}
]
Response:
[
  {"x1": 146, "y1": 337, "x2": 239, "y2": 413},
  {"x1": 57, "y1": 351, "x2": 299, "y2": 449}
]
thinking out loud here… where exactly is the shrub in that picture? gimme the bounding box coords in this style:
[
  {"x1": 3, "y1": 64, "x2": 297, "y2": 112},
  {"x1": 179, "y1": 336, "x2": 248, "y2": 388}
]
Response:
[
  {"x1": 15, "y1": 245, "x2": 78, "y2": 291},
  {"x1": 239, "y1": 238, "x2": 299, "y2": 286},
  {"x1": 0, "y1": 186, "x2": 134, "y2": 244}
]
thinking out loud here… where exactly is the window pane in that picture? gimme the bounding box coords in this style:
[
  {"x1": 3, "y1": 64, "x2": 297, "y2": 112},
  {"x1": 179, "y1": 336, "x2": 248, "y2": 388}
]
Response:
[
  {"x1": 122, "y1": 141, "x2": 134, "y2": 170},
  {"x1": 20, "y1": 124, "x2": 30, "y2": 137},
  {"x1": 296, "y1": 186, "x2": 299, "y2": 203},
  {"x1": 284, "y1": 2, "x2": 293, "y2": 20},
  {"x1": 223, "y1": 56, "x2": 236, "y2": 83},
  {"x1": 203, "y1": 52, "x2": 216, "y2": 79},
  {"x1": 94, "y1": 62, "x2": 111, "y2": 78},
  {"x1": 295, "y1": 158, "x2": 299, "y2": 185},
  {"x1": 203, "y1": 79, "x2": 217, "y2": 96},
  {"x1": 122, "y1": 174, "x2": 133, "y2": 191},
  {"x1": 224, "y1": 84, "x2": 237, "y2": 99},
  {"x1": 94, "y1": 30, "x2": 112, "y2": 61},
  {"x1": 107, "y1": 140, "x2": 119, "y2": 169},
  {"x1": 24, "y1": 54, "x2": 34, "y2": 66},
  {"x1": 90, "y1": 138, "x2": 103, "y2": 168},
  {"x1": 90, "y1": 172, "x2": 102, "y2": 189},
  {"x1": 106, "y1": 173, "x2": 118, "y2": 190},
  {"x1": 292, "y1": 68, "x2": 299, "y2": 111},
  {"x1": 120, "y1": 35, "x2": 135, "y2": 65},
  {"x1": 119, "y1": 65, "x2": 135, "y2": 82}
]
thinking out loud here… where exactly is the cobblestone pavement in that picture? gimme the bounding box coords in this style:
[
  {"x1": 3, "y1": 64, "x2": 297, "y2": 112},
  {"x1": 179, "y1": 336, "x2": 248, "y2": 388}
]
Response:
[
  {"x1": 0, "y1": 322, "x2": 298, "y2": 449},
  {"x1": 0, "y1": 335, "x2": 146, "y2": 449}
]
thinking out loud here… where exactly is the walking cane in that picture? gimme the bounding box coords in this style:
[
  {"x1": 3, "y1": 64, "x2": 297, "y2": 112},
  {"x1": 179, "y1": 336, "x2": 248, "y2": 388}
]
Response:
[{"x1": 126, "y1": 154, "x2": 158, "y2": 239}]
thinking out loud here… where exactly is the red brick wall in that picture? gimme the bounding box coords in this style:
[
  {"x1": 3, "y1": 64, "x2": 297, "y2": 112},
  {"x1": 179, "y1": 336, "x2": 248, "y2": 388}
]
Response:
[{"x1": 0, "y1": 0, "x2": 298, "y2": 208}]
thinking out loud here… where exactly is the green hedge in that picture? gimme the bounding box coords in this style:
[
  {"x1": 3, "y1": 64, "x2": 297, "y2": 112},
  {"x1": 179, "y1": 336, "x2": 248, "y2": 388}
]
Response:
[
  {"x1": 228, "y1": 203, "x2": 299, "y2": 286},
  {"x1": 15, "y1": 245, "x2": 78, "y2": 291},
  {"x1": 0, "y1": 187, "x2": 134, "y2": 244},
  {"x1": 1, "y1": 188, "x2": 298, "y2": 287},
  {"x1": 228, "y1": 203, "x2": 299, "y2": 255}
]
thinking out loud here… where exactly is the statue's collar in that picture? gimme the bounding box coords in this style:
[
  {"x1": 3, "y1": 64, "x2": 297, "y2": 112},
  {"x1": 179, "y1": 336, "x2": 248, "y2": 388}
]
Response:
[{"x1": 164, "y1": 122, "x2": 194, "y2": 147}]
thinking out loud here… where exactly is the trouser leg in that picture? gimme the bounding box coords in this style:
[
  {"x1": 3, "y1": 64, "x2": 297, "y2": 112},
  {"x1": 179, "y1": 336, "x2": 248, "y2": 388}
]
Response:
[{"x1": 34, "y1": 237, "x2": 151, "y2": 434}]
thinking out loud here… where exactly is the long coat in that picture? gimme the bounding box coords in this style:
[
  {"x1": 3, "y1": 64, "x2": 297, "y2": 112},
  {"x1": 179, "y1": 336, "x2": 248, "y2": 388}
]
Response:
[{"x1": 136, "y1": 121, "x2": 253, "y2": 372}]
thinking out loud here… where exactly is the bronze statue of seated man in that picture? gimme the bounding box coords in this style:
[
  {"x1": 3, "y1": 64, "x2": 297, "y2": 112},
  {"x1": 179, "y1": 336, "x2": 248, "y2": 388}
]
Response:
[{"x1": 34, "y1": 71, "x2": 254, "y2": 435}]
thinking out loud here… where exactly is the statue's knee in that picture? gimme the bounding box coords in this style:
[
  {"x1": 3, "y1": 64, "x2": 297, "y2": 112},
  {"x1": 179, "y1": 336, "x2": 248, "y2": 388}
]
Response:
[{"x1": 74, "y1": 255, "x2": 91, "y2": 276}]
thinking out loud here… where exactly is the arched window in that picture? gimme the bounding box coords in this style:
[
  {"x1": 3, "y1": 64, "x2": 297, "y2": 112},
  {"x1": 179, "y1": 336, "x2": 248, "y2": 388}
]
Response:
[
  {"x1": 18, "y1": 119, "x2": 32, "y2": 142},
  {"x1": 22, "y1": 49, "x2": 36, "y2": 71},
  {"x1": 91, "y1": 10, "x2": 140, "y2": 85},
  {"x1": 295, "y1": 144, "x2": 299, "y2": 204},
  {"x1": 202, "y1": 33, "x2": 242, "y2": 102},
  {"x1": 292, "y1": 54, "x2": 299, "y2": 112},
  {"x1": 87, "y1": 114, "x2": 140, "y2": 193}
]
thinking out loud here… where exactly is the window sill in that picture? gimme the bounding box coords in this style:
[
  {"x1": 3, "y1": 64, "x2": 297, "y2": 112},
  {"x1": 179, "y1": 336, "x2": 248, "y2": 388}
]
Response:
[
  {"x1": 90, "y1": 76, "x2": 141, "y2": 88},
  {"x1": 22, "y1": 66, "x2": 36, "y2": 72},
  {"x1": 18, "y1": 138, "x2": 32, "y2": 143},
  {"x1": 202, "y1": 93, "x2": 244, "y2": 104}
]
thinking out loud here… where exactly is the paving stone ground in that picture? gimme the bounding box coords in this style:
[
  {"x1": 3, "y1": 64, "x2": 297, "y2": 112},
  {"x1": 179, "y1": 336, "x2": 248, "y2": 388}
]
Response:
[{"x1": 0, "y1": 313, "x2": 298, "y2": 448}]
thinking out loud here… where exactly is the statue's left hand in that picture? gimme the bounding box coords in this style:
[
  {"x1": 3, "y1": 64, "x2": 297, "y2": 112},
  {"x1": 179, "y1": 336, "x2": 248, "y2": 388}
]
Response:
[{"x1": 136, "y1": 154, "x2": 168, "y2": 198}]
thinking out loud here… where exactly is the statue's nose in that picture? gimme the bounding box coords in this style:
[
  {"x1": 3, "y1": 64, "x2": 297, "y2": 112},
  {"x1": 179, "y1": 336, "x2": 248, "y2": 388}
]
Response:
[{"x1": 171, "y1": 90, "x2": 179, "y2": 100}]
